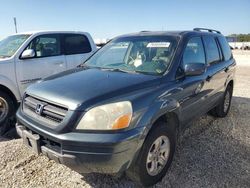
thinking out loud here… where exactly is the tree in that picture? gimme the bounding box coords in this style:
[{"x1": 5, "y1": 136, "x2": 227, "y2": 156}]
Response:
[{"x1": 228, "y1": 34, "x2": 250, "y2": 42}]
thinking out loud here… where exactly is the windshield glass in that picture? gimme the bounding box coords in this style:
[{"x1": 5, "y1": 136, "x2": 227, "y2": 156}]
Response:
[
  {"x1": 0, "y1": 34, "x2": 30, "y2": 58},
  {"x1": 85, "y1": 36, "x2": 178, "y2": 75}
]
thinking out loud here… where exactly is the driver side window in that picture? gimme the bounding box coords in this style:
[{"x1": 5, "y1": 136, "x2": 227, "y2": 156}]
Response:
[
  {"x1": 26, "y1": 34, "x2": 61, "y2": 58},
  {"x1": 183, "y1": 37, "x2": 205, "y2": 65}
]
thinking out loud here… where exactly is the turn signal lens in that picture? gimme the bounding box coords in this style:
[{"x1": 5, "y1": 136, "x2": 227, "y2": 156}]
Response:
[{"x1": 112, "y1": 114, "x2": 132, "y2": 130}]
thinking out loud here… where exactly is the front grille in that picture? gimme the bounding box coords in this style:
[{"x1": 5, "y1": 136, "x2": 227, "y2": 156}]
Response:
[{"x1": 23, "y1": 95, "x2": 68, "y2": 126}]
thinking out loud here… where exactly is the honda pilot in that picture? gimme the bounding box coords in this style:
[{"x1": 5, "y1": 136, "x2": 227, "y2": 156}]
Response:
[{"x1": 16, "y1": 28, "x2": 235, "y2": 186}]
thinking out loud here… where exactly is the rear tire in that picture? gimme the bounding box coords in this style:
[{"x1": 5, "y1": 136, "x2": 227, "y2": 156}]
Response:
[
  {"x1": 209, "y1": 84, "x2": 233, "y2": 118},
  {"x1": 0, "y1": 91, "x2": 16, "y2": 135},
  {"x1": 127, "y1": 120, "x2": 176, "y2": 187}
]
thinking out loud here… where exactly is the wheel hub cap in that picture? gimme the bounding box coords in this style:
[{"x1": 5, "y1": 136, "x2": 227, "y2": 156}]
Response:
[{"x1": 146, "y1": 135, "x2": 170, "y2": 176}]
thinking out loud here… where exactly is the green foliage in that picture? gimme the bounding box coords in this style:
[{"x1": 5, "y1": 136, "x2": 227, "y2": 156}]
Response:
[{"x1": 228, "y1": 34, "x2": 250, "y2": 42}]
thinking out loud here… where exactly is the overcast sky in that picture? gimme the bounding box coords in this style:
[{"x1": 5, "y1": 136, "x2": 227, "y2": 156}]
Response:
[{"x1": 0, "y1": 0, "x2": 250, "y2": 39}]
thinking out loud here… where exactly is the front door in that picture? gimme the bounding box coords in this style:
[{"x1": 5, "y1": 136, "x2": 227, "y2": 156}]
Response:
[
  {"x1": 15, "y1": 34, "x2": 66, "y2": 95},
  {"x1": 178, "y1": 36, "x2": 210, "y2": 124}
]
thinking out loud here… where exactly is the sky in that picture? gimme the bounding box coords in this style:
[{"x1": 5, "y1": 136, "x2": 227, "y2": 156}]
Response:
[{"x1": 0, "y1": 0, "x2": 249, "y2": 39}]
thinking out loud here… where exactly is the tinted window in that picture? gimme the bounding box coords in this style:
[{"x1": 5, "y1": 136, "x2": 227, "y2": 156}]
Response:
[
  {"x1": 218, "y1": 36, "x2": 232, "y2": 61},
  {"x1": 64, "y1": 34, "x2": 91, "y2": 55},
  {"x1": 183, "y1": 37, "x2": 205, "y2": 65},
  {"x1": 26, "y1": 34, "x2": 61, "y2": 58},
  {"x1": 203, "y1": 36, "x2": 220, "y2": 64}
]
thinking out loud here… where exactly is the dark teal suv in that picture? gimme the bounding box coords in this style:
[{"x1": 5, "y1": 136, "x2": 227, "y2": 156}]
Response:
[{"x1": 16, "y1": 28, "x2": 235, "y2": 186}]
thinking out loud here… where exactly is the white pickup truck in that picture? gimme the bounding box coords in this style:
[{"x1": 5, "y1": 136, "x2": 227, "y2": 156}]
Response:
[{"x1": 0, "y1": 31, "x2": 96, "y2": 129}]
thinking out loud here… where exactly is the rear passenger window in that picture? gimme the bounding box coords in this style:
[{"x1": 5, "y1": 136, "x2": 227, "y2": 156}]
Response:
[
  {"x1": 183, "y1": 37, "x2": 205, "y2": 65},
  {"x1": 218, "y1": 36, "x2": 232, "y2": 61},
  {"x1": 64, "y1": 34, "x2": 91, "y2": 55},
  {"x1": 203, "y1": 36, "x2": 220, "y2": 64}
]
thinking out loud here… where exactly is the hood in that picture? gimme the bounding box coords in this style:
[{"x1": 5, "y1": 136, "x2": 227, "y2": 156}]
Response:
[{"x1": 26, "y1": 68, "x2": 161, "y2": 110}]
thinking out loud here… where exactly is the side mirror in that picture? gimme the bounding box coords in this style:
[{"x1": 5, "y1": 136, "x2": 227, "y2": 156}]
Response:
[
  {"x1": 21, "y1": 49, "x2": 35, "y2": 59},
  {"x1": 184, "y1": 63, "x2": 206, "y2": 76}
]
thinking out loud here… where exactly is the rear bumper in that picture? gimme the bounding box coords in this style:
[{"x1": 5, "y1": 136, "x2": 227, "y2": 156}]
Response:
[{"x1": 16, "y1": 109, "x2": 145, "y2": 174}]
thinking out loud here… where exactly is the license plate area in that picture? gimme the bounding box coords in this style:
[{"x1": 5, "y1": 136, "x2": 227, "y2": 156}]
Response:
[{"x1": 22, "y1": 130, "x2": 41, "y2": 154}]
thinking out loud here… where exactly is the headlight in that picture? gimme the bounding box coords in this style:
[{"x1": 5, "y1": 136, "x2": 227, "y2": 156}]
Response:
[{"x1": 76, "y1": 101, "x2": 132, "y2": 130}]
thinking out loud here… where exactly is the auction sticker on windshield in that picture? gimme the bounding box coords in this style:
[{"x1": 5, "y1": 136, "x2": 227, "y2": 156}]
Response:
[{"x1": 147, "y1": 42, "x2": 170, "y2": 48}]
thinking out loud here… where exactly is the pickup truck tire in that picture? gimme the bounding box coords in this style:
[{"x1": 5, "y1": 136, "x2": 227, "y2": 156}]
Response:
[
  {"x1": 0, "y1": 91, "x2": 16, "y2": 134},
  {"x1": 127, "y1": 120, "x2": 176, "y2": 187},
  {"x1": 210, "y1": 85, "x2": 233, "y2": 118}
]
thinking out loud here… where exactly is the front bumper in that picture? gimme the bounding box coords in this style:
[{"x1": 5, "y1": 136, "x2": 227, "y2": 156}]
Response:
[{"x1": 16, "y1": 109, "x2": 145, "y2": 174}]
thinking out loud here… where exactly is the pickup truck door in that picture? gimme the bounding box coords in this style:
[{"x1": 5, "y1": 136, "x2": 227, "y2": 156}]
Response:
[
  {"x1": 63, "y1": 34, "x2": 95, "y2": 69},
  {"x1": 15, "y1": 34, "x2": 66, "y2": 95}
]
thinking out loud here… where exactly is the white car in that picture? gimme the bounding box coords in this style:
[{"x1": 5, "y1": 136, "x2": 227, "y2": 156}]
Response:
[{"x1": 0, "y1": 31, "x2": 96, "y2": 129}]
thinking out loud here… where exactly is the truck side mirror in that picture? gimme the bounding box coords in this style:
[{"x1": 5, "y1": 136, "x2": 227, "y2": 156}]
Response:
[
  {"x1": 184, "y1": 63, "x2": 206, "y2": 76},
  {"x1": 21, "y1": 49, "x2": 35, "y2": 59}
]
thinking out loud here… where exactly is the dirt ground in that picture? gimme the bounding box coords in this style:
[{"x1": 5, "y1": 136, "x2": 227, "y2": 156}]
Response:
[{"x1": 0, "y1": 50, "x2": 249, "y2": 188}]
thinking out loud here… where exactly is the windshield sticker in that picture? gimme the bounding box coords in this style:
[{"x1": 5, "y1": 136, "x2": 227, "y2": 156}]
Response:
[
  {"x1": 147, "y1": 42, "x2": 170, "y2": 48},
  {"x1": 111, "y1": 43, "x2": 129, "y2": 49}
]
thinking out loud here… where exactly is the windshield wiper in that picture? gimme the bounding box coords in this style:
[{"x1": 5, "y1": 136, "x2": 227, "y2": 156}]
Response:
[
  {"x1": 100, "y1": 67, "x2": 139, "y2": 74},
  {"x1": 132, "y1": 70, "x2": 159, "y2": 75}
]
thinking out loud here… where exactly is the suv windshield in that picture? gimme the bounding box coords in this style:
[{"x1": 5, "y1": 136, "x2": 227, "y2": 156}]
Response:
[
  {"x1": 85, "y1": 36, "x2": 178, "y2": 75},
  {"x1": 0, "y1": 34, "x2": 30, "y2": 58}
]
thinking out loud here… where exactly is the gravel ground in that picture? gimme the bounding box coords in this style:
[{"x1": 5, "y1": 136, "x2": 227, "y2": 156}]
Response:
[{"x1": 0, "y1": 51, "x2": 249, "y2": 188}]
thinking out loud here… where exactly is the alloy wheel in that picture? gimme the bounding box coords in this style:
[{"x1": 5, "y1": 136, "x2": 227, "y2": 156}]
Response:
[{"x1": 146, "y1": 135, "x2": 170, "y2": 176}]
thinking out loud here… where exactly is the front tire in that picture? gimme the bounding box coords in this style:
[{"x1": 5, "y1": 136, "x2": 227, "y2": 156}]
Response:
[
  {"x1": 127, "y1": 120, "x2": 176, "y2": 187},
  {"x1": 0, "y1": 91, "x2": 16, "y2": 134}
]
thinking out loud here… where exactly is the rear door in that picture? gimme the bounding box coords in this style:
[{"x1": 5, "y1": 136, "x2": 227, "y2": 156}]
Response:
[
  {"x1": 63, "y1": 34, "x2": 93, "y2": 69},
  {"x1": 217, "y1": 35, "x2": 235, "y2": 82},
  {"x1": 16, "y1": 34, "x2": 66, "y2": 95},
  {"x1": 202, "y1": 35, "x2": 227, "y2": 109}
]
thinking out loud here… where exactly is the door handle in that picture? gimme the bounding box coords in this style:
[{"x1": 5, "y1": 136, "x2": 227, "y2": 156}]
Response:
[
  {"x1": 224, "y1": 67, "x2": 229, "y2": 73},
  {"x1": 206, "y1": 75, "x2": 212, "y2": 82},
  {"x1": 194, "y1": 82, "x2": 204, "y2": 94}
]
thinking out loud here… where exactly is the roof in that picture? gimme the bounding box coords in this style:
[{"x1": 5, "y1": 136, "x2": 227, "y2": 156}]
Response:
[
  {"x1": 116, "y1": 29, "x2": 223, "y2": 39},
  {"x1": 10, "y1": 30, "x2": 91, "y2": 36}
]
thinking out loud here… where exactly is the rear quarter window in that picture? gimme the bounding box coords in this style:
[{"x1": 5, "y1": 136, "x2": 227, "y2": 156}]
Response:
[
  {"x1": 218, "y1": 36, "x2": 232, "y2": 61},
  {"x1": 64, "y1": 34, "x2": 92, "y2": 55}
]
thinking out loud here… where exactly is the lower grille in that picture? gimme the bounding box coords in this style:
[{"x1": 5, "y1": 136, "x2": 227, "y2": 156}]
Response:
[{"x1": 23, "y1": 95, "x2": 68, "y2": 126}]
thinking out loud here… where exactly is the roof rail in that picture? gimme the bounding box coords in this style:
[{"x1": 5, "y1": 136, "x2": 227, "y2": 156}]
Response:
[{"x1": 193, "y1": 28, "x2": 221, "y2": 34}]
